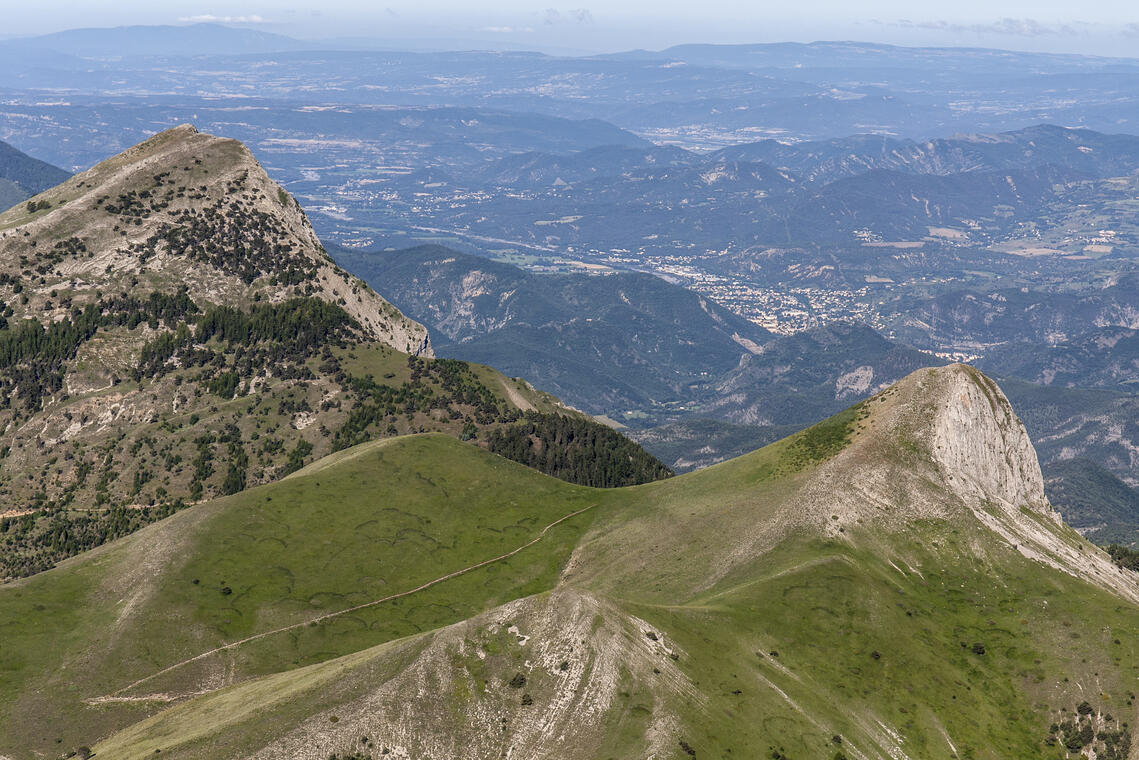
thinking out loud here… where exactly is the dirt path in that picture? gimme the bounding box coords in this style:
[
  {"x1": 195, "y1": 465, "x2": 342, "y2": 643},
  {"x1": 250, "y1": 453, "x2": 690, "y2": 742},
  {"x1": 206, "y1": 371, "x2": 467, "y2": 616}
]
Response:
[{"x1": 87, "y1": 502, "x2": 598, "y2": 704}]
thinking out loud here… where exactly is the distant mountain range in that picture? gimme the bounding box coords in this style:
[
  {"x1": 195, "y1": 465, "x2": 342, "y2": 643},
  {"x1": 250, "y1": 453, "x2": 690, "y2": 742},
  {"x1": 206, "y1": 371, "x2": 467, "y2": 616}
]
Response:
[
  {"x1": 1045, "y1": 458, "x2": 1139, "y2": 545},
  {"x1": 418, "y1": 125, "x2": 1139, "y2": 248},
  {"x1": 0, "y1": 102, "x2": 650, "y2": 177},
  {"x1": 711, "y1": 124, "x2": 1139, "y2": 183},
  {"x1": 463, "y1": 124, "x2": 1139, "y2": 190},
  {"x1": 8, "y1": 30, "x2": 1139, "y2": 158},
  {"x1": 339, "y1": 244, "x2": 772, "y2": 415},
  {"x1": 339, "y1": 125, "x2": 1139, "y2": 308},
  {"x1": 340, "y1": 246, "x2": 943, "y2": 427},
  {"x1": 0, "y1": 23, "x2": 312, "y2": 58},
  {"x1": 981, "y1": 326, "x2": 1139, "y2": 390},
  {"x1": 882, "y1": 278, "x2": 1139, "y2": 356}
]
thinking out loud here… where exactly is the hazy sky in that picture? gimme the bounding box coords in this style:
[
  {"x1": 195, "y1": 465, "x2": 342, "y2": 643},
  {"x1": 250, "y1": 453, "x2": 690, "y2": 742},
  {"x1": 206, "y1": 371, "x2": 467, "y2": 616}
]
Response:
[{"x1": 5, "y1": 1, "x2": 1139, "y2": 57}]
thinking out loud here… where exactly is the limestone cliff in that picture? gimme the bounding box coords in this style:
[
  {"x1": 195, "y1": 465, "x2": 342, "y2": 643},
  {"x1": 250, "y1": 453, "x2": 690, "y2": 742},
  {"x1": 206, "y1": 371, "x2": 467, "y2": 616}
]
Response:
[
  {"x1": 926, "y1": 366, "x2": 1048, "y2": 512},
  {"x1": 801, "y1": 364, "x2": 1139, "y2": 603}
]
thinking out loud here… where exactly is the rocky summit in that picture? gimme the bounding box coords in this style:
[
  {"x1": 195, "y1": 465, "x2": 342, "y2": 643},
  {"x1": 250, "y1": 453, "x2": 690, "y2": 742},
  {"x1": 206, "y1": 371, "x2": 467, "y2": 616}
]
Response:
[{"x1": 0, "y1": 124, "x2": 430, "y2": 355}]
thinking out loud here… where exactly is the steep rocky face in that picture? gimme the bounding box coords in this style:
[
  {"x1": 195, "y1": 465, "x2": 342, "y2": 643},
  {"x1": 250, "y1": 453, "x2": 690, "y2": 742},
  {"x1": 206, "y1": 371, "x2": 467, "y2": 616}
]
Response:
[
  {"x1": 791, "y1": 364, "x2": 1056, "y2": 530},
  {"x1": 578, "y1": 364, "x2": 1139, "y2": 609},
  {"x1": 927, "y1": 366, "x2": 1048, "y2": 511},
  {"x1": 793, "y1": 364, "x2": 1139, "y2": 603}
]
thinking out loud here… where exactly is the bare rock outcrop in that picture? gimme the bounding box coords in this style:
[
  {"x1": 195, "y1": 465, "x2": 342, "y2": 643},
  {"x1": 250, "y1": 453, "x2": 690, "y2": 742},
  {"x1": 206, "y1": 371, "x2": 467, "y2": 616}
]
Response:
[
  {"x1": 808, "y1": 364, "x2": 1139, "y2": 603},
  {"x1": 927, "y1": 366, "x2": 1048, "y2": 512},
  {"x1": 244, "y1": 589, "x2": 692, "y2": 760}
]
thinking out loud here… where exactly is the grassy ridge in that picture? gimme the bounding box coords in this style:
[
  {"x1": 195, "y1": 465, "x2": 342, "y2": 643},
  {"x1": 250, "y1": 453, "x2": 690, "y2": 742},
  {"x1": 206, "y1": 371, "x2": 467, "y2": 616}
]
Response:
[
  {"x1": 0, "y1": 435, "x2": 599, "y2": 755},
  {"x1": 88, "y1": 527, "x2": 1139, "y2": 760}
]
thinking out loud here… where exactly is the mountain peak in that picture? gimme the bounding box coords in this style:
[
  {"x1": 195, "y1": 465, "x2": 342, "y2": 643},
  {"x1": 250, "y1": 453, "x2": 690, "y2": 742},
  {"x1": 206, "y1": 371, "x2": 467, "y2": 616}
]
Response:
[
  {"x1": 805, "y1": 364, "x2": 1139, "y2": 601},
  {"x1": 915, "y1": 363, "x2": 1047, "y2": 511},
  {"x1": 812, "y1": 363, "x2": 1051, "y2": 519},
  {"x1": 0, "y1": 124, "x2": 430, "y2": 355},
  {"x1": 0, "y1": 127, "x2": 448, "y2": 566}
]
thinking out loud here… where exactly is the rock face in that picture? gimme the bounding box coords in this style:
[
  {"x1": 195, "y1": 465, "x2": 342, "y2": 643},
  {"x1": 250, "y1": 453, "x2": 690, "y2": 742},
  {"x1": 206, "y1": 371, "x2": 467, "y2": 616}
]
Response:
[
  {"x1": 804, "y1": 364, "x2": 1139, "y2": 603},
  {"x1": 796, "y1": 364, "x2": 1055, "y2": 528},
  {"x1": 927, "y1": 365, "x2": 1048, "y2": 512},
  {"x1": 925, "y1": 367, "x2": 1139, "y2": 602},
  {"x1": 247, "y1": 590, "x2": 691, "y2": 760}
]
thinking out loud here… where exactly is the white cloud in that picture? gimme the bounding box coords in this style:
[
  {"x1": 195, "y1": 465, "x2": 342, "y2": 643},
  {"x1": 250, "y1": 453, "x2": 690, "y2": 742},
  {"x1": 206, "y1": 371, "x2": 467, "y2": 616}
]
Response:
[
  {"x1": 543, "y1": 8, "x2": 593, "y2": 26},
  {"x1": 178, "y1": 14, "x2": 268, "y2": 24},
  {"x1": 891, "y1": 17, "x2": 1079, "y2": 37}
]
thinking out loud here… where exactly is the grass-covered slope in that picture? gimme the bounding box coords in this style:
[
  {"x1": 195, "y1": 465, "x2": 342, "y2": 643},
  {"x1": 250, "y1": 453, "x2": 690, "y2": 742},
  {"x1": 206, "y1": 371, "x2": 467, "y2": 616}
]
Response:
[
  {"x1": 4, "y1": 365, "x2": 1139, "y2": 760},
  {"x1": 0, "y1": 436, "x2": 600, "y2": 757}
]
